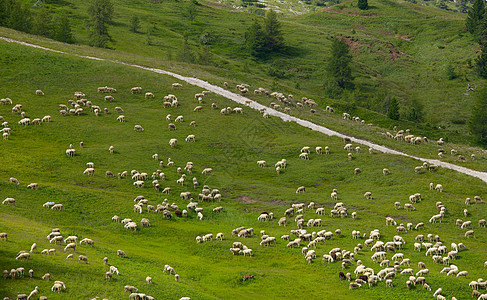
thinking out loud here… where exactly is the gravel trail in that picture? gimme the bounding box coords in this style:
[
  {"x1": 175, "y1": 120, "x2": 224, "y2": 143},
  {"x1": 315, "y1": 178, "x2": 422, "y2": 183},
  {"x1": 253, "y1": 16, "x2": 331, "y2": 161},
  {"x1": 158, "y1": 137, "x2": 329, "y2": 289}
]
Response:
[{"x1": 2, "y1": 36, "x2": 486, "y2": 184}]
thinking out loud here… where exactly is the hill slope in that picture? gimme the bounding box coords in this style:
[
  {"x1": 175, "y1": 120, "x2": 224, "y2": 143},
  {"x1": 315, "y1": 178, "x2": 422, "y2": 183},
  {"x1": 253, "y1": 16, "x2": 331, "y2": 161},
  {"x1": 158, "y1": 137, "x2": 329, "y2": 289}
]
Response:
[
  {"x1": 4, "y1": 0, "x2": 484, "y2": 143},
  {"x1": 1, "y1": 37, "x2": 487, "y2": 299}
]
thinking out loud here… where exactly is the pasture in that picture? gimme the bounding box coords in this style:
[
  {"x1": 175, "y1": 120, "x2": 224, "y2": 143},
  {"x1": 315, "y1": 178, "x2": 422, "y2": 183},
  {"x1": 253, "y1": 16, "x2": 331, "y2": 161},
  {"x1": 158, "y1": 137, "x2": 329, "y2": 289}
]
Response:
[{"x1": 0, "y1": 39, "x2": 486, "y2": 299}]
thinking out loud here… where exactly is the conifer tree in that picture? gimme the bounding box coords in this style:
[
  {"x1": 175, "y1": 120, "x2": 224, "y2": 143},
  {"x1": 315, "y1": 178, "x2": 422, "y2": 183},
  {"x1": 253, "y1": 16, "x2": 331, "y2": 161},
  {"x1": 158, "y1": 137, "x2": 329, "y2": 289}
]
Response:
[{"x1": 357, "y1": 0, "x2": 368, "y2": 10}]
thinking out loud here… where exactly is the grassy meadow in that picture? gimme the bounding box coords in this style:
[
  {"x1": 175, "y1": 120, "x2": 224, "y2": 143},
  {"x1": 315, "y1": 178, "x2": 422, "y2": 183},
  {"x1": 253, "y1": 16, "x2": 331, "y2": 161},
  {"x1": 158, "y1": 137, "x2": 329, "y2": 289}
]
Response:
[
  {"x1": 4, "y1": 0, "x2": 484, "y2": 145},
  {"x1": 0, "y1": 37, "x2": 487, "y2": 300}
]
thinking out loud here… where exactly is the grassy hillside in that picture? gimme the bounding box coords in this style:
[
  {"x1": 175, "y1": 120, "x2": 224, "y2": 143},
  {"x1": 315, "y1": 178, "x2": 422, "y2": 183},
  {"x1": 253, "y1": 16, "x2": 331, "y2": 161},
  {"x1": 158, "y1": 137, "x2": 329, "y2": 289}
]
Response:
[
  {"x1": 5, "y1": 0, "x2": 484, "y2": 145},
  {"x1": 1, "y1": 38, "x2": 487, "y2": 299}
]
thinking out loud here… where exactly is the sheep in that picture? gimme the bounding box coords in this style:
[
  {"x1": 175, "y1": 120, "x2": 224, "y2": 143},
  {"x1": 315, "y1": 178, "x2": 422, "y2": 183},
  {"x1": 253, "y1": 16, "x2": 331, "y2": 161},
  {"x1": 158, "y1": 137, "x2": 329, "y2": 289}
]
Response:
[
  {"x1": 257, "y1": 160, "x2": 266, "y2": 167},
  {"x1": 364, "y1": 192, "x2": 372, "y2": 199},
  {"x1": 64, "y1": 243, "x2": 76, "y2": 252},
  {"x1": 78, "y1": 255, "x2": 89, "y2": 264},
  {"x1": 383, "y1": 168, "x2": 391, "y2": 175},
  {"x1": 133, "y1": 181, "x2": 144, "y2": 188},
  {"x1": 435, "y1": 184, "x2": 443, "y2": 192},
  {"x1": 202, "y1": 168, "x2": 213, "y2": 175},
  {"x1": 299, "y1": 152, "x2": 309, "y2": 160},
  {"x1": 83, "y1": 168, "x2": 95, "y2": 176},
  {"x1": 465, "y1": 230, "x2": 476, "y2": 238},
  {"x1": 117, "y1": 115, "x2": 126, "y2": 122},
  {"x1": 9, "y1": 177, "x2": 20, "y2": 185},
  {"x1": 134, "y1": 125, "x2": 144, "y2": 132},
  {"x1": 2, "y1": 197, "x2": 15, "y2": 206},
  {"x1": 241, "y1": 249, "x2": 253, "y2": 256},
  {"x1": 457, "y1": 270, "x2": 469, "y2": 278},
  {"x1": 404, "y1": 203, "x2": 415, "y2": 211},
  {"x1": 42, "y1": 273, "x2": 51, "y2": 281},
  {"x1": 145, "y1": 92, "x2": 155, "y2": 99},
  {"x1": 169, "y1": 138, "x2": 177, "y2": 148},
  {"x1": 141, "y1": 218, "x2": 150, "y2": 227},
  {"x1": 354, "y1": 168, "x2": 361, "y2": 175},
  {"x1": 185, "y1": 134, "x2": 196, "y2": 142},
  {"x1": 296, "y1": 186, "x2": 306, "y2": 194}
]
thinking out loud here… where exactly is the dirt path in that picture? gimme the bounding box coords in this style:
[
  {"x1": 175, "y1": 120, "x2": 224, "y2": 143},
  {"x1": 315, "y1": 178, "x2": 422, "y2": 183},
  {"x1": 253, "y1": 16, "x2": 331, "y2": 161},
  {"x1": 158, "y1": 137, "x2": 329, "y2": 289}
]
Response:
[{"x1": 2, "y1": 36, "x2": 487, "y2": 184}]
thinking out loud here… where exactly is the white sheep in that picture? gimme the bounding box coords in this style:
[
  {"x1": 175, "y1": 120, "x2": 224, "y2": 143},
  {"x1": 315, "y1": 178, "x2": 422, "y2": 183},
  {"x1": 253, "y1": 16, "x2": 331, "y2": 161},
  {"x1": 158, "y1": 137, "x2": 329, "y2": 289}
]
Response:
[
  {"x1": 202, "y1": 168, "x2": 213, "y2": 175},
  {"x1": 134, "y1": 125, "x2": 144, "y2": 132},
  {"x1": 133, "y1": 181, "x2": 145, "y2": 188},
  {"x1": 2, "y1": 197, "x2": 15, "y2": 206},
  {"x1": 9, "y1": 177, "x2": 20, "y2": 185},
  {"x1": 83, "y1": 168, "x2": 95, "y2": 176}
]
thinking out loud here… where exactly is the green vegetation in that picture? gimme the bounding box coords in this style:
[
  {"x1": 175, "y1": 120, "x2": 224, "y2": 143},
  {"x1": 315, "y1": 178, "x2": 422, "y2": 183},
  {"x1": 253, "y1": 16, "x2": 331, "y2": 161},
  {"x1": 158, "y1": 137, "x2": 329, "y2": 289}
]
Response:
[
  {"x1": 386, "y1": 97, "x2": 400, "y2": 120},
  {"x1": 326, "y1": 37, "x2": 354, "y2": 91},
  {"x1": 87, "y1": 0, "x2": 114, "y2": 48},
  {"x1": 1, "y1": 38, "x2": 487, "y2": 300},
  {"x1": 357, "y1": 0, "x2": 368, "y2": 10},
  {"x1": 465, "y1": 0, "x2": 484, "y2": 37},
  {"x1": 245, "y1": 10, "x2": 284, "y2": 58},
  {"x1": 1, "y1": 0, "x2": 486, "y2": 146},
  {"x1": 469, "y1": 85, "x2": 487, "y2": 145},
  {"x1": 129, "y1": 16, "x2": 140, "y2": 33}
]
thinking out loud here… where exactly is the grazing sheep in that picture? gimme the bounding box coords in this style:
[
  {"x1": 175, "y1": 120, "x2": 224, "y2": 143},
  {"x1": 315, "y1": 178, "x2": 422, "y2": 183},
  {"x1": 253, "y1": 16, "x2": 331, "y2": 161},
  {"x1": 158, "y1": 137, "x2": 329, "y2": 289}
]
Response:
[
  {"x1": 185, "y1": 134, "x2": 196, "y2": 142},
  {"x1": 146, "y1": 276, "x2": 152, "y2": 284},
  {"x1": 78, "y1": 255, "x2": 88, "y2": 264},
  {"x1": 16, "y1": 253, "x2": 30, "y2": 261},
  {"x1": 83, "y1": 168, "x2": 95, "y2": 176},
  {"x1": 134, "y1": 125, "x2": 144, "y2": 132},
  {"x1": 202, "y1": 168, "x2": 213, "y2": 175},
  {"x1": 64, "y1": 243, "x2": 76, "y2": 252},
  {"x1": 27, "y1": 183, "x2": 38, "y2": 190},
  {"x1": 354, "y1": 168, "x2": 361, "y2": 175},
  {"x1": 383, "y1": 168, "x2": 391, "y2": 175},
  {"x1": 9, "y1": 177, "x2": 20, "y2": 185},
  {"x1": 2, "y1": 197, "x2": 15, "y2": 206},
  {"x1": 435, "y1": 184, "x2": 443, "y2": 192}
]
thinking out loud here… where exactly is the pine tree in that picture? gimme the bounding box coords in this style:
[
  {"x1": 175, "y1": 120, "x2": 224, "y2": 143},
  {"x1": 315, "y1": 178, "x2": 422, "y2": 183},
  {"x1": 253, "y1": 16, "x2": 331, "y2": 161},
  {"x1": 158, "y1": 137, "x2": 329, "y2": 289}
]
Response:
[
  {"x1": 87, "y1": 0, "x2": 114, "y2": 48},
  {"x1": 7, "y1": 0, "x2": 31, "y2": 33},
  {"x1": 326, "y1": 37, "x2": 353, "y2": 89},
  {"x1": 245, "y1": 19, "x2": 266, "y2": 57},
  {"x1": 178, "y1": 35, "x2": 194, "y2": 63},
  {"x1": 187, "y1": 0, "x2": 197, "y2": 25},
  {"x1": 469, "y1": 84, "x2": 487, "y2": 145},
  {"x1": 129, "y1": 16, "x2": 140, "y2": 33},
  {"x1": 466, "y1": 0, "x2": 485, "y2": 36},
  {"x1": 406, "y1": 99, "x2": 423, "y2": 122},
  {"x1": 357, "y1": 0, "x2": 368, "y2": 10},
  {"x1": 475, "y1": 46, "x2": 487, "y2": 78},
  {"x1": 264, "y1": 10, "x2": 284, "y2": 52},
  {"x1": 32, "y1": 7, "x2": 52, "y2": 38},
  {"x1": 53, "y1": 13, "x2": 75, "y2": 44},
  {"x1": 387, "y1": 97, "x2": 400, "y2": 120}
]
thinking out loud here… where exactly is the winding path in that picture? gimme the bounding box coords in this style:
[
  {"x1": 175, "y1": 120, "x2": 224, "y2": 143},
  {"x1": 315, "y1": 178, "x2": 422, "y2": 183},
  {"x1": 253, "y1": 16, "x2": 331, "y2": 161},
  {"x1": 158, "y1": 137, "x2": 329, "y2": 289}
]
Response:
[{"x1": 2, "y1": 36, "x2": 487, "y2": 184}]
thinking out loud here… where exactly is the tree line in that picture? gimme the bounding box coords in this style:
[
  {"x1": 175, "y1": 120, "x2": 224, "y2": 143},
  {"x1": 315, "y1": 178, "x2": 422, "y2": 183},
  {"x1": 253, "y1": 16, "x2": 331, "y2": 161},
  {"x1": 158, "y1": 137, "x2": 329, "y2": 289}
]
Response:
[
  {"x1": 466, "y1": 0, "x2": 487, "y2": 145},
  {"x1": 0, "y1": 0, "x2": 75, "y2": 44}
]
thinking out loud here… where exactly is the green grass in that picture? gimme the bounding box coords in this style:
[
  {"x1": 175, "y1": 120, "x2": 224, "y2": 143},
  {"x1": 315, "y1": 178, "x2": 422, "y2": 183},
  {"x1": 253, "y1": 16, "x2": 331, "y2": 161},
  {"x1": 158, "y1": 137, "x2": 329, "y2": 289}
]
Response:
[
  {"x1": 5, "y1": 0, "x2": 484, "y2": 145},
  {"x1": 0, "y1": 37, "x2": 486, "y2": 299}
]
